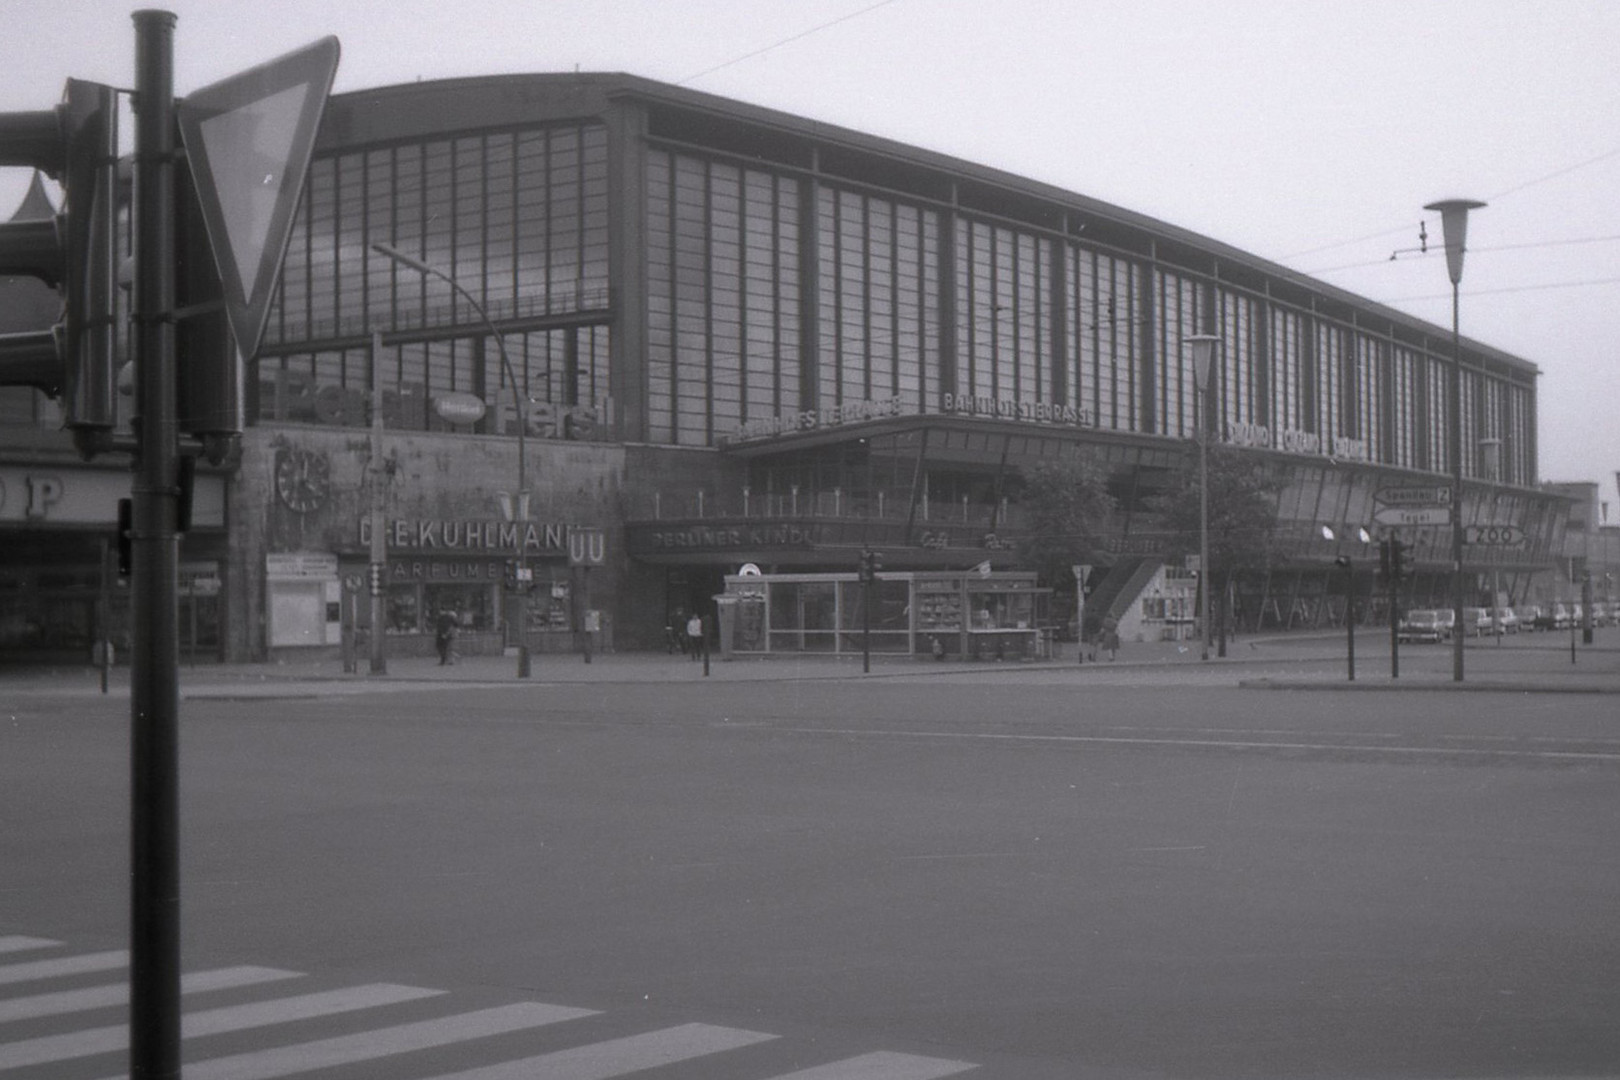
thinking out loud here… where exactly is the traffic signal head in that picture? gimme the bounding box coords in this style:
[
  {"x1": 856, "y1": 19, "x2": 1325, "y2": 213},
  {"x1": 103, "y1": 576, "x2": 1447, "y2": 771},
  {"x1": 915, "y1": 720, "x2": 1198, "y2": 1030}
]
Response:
[
  {"x1": 1393, "y1": 537, "x2": 1414, "y2": 580},
  {"x1": 0, "y1": 79, "x2": 119, "y2": 443}
]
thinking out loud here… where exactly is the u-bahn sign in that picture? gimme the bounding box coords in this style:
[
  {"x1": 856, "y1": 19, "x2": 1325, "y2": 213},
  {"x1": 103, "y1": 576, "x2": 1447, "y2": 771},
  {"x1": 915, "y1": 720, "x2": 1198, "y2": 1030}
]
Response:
[{"x1": 568, "y1": 527, "x2": 607, "y2": 566}]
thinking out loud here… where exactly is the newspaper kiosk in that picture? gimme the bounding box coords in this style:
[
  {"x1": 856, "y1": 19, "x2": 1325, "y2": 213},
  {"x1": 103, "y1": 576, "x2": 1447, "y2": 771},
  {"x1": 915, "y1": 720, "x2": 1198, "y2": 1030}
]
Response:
[{"x1": 717, "y1": 569, "x2": 1048, "y2": 659}]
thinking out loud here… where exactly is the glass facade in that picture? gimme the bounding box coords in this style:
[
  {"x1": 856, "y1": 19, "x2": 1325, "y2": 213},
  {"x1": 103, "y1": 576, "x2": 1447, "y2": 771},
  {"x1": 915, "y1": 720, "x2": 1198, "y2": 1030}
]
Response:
[
  {"x1": 257, "y1": 123, "x2": 613, "y2": 439},
  {"x1": 237, "y1": 90, "x2": 1540, "y2": 487},
  {"x1": 644, "y1": 144, "x2": 1537, "y2": 487}
]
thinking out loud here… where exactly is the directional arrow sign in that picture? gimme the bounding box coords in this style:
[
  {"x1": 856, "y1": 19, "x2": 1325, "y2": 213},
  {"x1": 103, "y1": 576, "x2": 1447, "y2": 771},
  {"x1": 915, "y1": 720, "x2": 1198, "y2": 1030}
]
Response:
[
  {"x1": 177, "y1": 36, "x2": 340, "y2": 360},
  {"x1": 1375, "y1": 485, "x2": 1451, "y2": 507},
  {"x1": 1373, "y1": 506, "x2": 1451, "y2": 526}
]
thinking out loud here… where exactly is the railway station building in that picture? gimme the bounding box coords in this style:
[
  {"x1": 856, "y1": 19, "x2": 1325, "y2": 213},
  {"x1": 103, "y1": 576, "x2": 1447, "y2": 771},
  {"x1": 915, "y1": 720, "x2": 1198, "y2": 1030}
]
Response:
[{"x1": 0, "y1": 73, "x2": 1580, "y2": 662}]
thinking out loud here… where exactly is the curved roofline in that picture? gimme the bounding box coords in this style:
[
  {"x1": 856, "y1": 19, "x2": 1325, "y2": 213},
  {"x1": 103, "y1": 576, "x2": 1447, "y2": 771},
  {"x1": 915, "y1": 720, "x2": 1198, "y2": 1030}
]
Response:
[{"x1": 324, "y1": 71, "x2": 1537, "y2": 377}]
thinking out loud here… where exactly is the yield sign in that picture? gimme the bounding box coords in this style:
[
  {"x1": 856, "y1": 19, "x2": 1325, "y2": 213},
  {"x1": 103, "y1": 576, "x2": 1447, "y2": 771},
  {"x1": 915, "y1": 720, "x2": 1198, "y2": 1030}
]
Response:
[{"x1": 176, "y1": 36, "x2": 339, "y2": 359}]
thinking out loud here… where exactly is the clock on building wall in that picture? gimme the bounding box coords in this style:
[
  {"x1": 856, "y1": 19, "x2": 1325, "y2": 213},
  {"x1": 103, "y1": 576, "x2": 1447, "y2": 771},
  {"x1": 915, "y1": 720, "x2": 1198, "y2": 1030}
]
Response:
[{"x1": 274, "y1": 449, "x2": 331, "y2": 513}]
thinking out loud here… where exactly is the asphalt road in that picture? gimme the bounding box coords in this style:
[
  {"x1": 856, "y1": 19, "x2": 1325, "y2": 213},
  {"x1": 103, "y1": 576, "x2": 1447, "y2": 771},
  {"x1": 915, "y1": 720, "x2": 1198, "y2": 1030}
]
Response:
[{"x1": 4, "y1": 662, "x2": 1619, "y2": 1079}]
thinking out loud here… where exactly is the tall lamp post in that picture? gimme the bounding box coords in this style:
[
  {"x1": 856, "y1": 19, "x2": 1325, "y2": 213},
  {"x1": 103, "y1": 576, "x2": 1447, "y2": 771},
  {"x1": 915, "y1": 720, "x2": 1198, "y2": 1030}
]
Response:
[
  {"x1": 1187, "y1": 334, "x2": 1220, "y2": 662},
  {"x1": 1424, "y1": 198, "x2": 1485, "y2": 683},
  {"x1": 371, "y1": 242, "x2": 531, "y2": 678}
]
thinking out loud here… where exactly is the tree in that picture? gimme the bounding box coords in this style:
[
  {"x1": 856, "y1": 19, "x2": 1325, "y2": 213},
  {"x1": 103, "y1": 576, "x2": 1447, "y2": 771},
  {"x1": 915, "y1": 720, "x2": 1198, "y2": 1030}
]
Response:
[
  {"x1": 1014, "y1": 453, "x2": 1117, "y2": 592},
  {"x1": 1150, "y1": 444, "x2": 1284, "y2": 646}
]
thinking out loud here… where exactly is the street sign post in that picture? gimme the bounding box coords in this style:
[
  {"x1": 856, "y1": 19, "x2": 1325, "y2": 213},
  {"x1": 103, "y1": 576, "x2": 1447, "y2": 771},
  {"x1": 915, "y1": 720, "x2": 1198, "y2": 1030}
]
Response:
[
  {"x1": 176, "y1": 35, "x2": 339, "y2": 361},
  {"x1": 126, "y1": 19, "x2": 339, "y2": 1078}
]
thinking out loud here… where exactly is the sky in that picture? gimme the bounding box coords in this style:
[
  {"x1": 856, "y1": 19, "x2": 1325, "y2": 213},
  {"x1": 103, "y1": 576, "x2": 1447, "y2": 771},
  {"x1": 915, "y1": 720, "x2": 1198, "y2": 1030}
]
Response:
[{"x1": 4, "y1": 0, "x2": 1617, "y2": 505}]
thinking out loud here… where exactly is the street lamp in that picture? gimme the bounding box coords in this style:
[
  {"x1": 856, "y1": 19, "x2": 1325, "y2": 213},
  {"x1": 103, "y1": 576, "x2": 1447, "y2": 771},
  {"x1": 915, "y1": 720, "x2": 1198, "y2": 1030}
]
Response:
[
  {"x1": 371, "y1": 241, "x2": 532, "y2": 678},
  {"x1": 1424, "y1": 198, "x2": 1485, "y2": 683},
  {"x1": 1187, "y1": 334, "x2": 1220, "y2": 662}
]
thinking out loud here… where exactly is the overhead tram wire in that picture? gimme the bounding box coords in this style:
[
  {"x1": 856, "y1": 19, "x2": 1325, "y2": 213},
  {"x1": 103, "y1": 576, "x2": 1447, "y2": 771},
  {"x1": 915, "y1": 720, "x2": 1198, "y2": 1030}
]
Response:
[
  {"x1": 1302, "y1": 233, "x2": 1620, "y2": 277},
  {"x1": 1277, "y1": 141, "x2": 1620, "y2": 264},
  {"x1": 675, "y1": 0, "x2": 905, "y2": 86}
]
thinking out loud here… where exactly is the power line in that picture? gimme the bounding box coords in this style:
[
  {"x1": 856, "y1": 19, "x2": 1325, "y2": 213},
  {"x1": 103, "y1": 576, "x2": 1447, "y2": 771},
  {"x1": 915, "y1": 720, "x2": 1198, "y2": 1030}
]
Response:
[
  {"x1": 1379, "y1": 276, "x2": 1620, "y2": 303},
  {"x1": 677, "y1": 0, "x2": 905, "y2": 86}
]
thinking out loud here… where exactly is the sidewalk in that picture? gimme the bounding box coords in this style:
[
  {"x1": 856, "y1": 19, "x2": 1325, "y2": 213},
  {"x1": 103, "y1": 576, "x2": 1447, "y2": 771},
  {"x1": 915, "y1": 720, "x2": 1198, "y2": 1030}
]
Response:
[
  {"x1": 4, "y1": 629, "x2": 1616, "y2": 698},
  {"x1": 1, "y1": 633, "x2": 1317, "y2": 699}
]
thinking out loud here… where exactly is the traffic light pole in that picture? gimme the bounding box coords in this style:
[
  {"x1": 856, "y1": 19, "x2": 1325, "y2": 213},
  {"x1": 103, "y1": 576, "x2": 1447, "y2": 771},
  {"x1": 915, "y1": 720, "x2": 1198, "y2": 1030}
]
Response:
[
  {"x1": 1385, "y1": 538, "x2": 1400, "y2": 680},
  {"x1": 129, "y1": 10, "x2": 182, "y2": 1079}
]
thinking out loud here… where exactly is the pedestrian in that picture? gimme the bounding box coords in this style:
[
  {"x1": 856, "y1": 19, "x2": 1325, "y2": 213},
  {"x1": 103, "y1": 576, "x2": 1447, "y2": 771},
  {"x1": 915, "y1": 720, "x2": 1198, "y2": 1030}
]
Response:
[
  {"x1": 435, "y1": 607, "x2": 458, "y2": 665},
  {"x1": 1101, "y1": 614, "x2": 1120, "y2": 662},
  {"x1": 667, "y1": 610, "x2": 685, "y2": 655},
  {"x1": 686, "y1": 611, "x2": 704, "y2": 660}
]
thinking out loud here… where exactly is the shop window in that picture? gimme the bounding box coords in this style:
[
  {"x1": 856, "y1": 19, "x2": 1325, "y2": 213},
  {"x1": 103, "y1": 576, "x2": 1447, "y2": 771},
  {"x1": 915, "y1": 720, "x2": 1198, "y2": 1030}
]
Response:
[
  {"x1": 424, "y1": 583, "x2": 495, "y2": 633},
  {"x1": 386, "y1": 585, "x2": 421, "y2": 634}
]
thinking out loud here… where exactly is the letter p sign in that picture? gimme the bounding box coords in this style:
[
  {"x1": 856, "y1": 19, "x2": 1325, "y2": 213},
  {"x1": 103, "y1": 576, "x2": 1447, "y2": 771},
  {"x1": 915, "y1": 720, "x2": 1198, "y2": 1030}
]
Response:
[{"x1": 26, "y1": 475, "x2": 63, "y2": 519}]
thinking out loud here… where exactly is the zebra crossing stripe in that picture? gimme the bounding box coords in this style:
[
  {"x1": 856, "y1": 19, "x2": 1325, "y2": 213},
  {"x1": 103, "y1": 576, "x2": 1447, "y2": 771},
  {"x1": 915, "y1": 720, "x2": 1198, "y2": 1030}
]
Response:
[
  {"x1": 413, "y1": 1022, "x2": 778, "y2": 1080},
  {"x1": 0, "y1": 949, "x2": 128, "y2": 986},
  {"x1": 0, "y1": 982, "x2": 439, "y2": 1070},
  {"x1": 0, "y1": 966, "x2": 300, "y2": 1025},
  {"x1": 0, "y1": 938, "x2": 58, "y2": 956},
  {"x1": 148, "y1": 1001, "x2": 597, "y2": 1080},
  {"x1": 758, "y1": 1051, "x2": 980, "y2": 1080}
]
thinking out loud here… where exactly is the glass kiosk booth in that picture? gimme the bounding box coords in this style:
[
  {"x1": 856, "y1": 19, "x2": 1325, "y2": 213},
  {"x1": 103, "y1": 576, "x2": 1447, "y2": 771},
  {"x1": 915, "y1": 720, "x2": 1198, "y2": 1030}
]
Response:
[{"x1": 716, "y1": 570, "x2": 1051, "y2": 660}]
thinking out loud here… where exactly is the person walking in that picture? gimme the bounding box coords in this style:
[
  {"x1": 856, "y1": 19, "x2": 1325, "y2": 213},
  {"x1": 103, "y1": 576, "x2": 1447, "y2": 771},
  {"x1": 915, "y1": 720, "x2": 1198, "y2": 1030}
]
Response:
[
  {"x1": 1101, "y1": 614, "x2": 1120, "y2": 662},
  {"x1": 686, "y1": 611, "x2": 704, "y2": 660},
  {"x1": 435, "y1": 607, "x2": 459, "y2": 665}
]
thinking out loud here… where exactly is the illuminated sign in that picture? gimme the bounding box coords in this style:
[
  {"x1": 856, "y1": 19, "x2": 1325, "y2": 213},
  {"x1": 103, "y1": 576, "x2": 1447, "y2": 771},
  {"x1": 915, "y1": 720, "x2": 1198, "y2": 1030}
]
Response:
[
  {"x1": 939, "y1": 394, "x2": 1094, "y2": 427},
  {"x1": 728, "y1": 397, "x2": 904, "y2": 443},
  {"x1": 356, "y1": 518, "x2": 582, "y2": 554},
  {"x1": 1223, "y1": 422, "x2": 1369, "y2": 462}
]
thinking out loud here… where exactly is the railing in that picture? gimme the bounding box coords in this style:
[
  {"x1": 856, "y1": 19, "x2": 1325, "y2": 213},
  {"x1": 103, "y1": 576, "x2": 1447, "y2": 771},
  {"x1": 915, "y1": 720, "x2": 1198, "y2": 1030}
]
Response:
[{"x1": 630, "y1": 488, "x2": 1015, "y2": 531}]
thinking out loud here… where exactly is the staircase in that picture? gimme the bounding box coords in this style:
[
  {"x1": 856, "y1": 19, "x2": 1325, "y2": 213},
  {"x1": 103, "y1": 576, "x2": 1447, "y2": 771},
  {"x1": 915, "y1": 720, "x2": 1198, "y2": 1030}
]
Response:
[{"x1": 1081, "y1": 557, "x2": 1161, "y2": 639}]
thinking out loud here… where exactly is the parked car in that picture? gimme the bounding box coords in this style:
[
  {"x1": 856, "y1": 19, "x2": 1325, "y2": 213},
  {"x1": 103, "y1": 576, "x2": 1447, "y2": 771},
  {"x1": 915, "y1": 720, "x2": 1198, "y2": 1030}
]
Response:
[
  {"x1": 1494, "y1": 607, "x2": 1520, "y2": 634},
  {"x1": 1524, "y1": 605, "x2": 1553, "y2": 631},
  {"x1": 1550, "y1": 602, "x2": 1573, "y2": 630},
  {"x1": 1397, "y1": 609, "x2": 1448, "y2": 644},
  {"x1": 1461, "y1": 607, "x2": 1496, "y2": 636}
]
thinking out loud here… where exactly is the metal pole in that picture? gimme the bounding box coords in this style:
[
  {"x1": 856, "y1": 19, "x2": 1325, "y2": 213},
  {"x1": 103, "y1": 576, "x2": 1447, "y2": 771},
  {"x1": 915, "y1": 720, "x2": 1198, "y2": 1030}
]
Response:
[
  {"x1": 1449, "y1": 280, "x2": 1465, "y2": 682},
  {"x1": 130, "y1": 11, "x2": 181, "y2": 1078},
  {"x1": 369, "y1": 331, "x2": 387, "y2": 674},
  {"x1": 1199, "y1": 385, "x2": 1211, "y2": 662},
  {"x1": 1346, "y1": 564, "x2": 1356, "y2": 682},
  {"x1": 1388, "y1": 545, "x2": 1400, "y2": 680},
  {"x1": 863, "y1": 570, "x2": 872, "y2": 674}
]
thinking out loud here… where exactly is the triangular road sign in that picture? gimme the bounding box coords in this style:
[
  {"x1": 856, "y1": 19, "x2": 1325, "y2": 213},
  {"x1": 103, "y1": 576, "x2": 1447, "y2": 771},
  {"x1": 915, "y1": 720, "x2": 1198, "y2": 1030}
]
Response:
[{"x1": 176, "y1": 36, "x2": 339, "y2": 360}]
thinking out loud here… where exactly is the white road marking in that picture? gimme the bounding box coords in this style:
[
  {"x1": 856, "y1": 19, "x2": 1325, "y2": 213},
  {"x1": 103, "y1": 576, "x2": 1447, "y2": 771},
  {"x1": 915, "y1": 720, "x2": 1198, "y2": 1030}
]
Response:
[
  {"x1": 140, "y1": 1002, "x2": 597, "y2": 1080},
  {"x1": 775, "y1": 725, "x2": 1620, "y2": 763},
  {"x1": 0, "y1": 949, "x2": 128, "y2": 986},
  {"x1": 0, "y1": 966, "x2": 299, "y2": 1023},
  {"x1": 418, "y1": 1022, "x2": 777, "y2": 1080},
  {"x1": 0, "y1": 982, "x2": 439, "y2": 1069},
  {"x1": 761, "y1": 1050, "x2": 980, "y2": 1079},
  {"x1": 0, "y1": 938, "x2": 57, "y2": 956}
]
